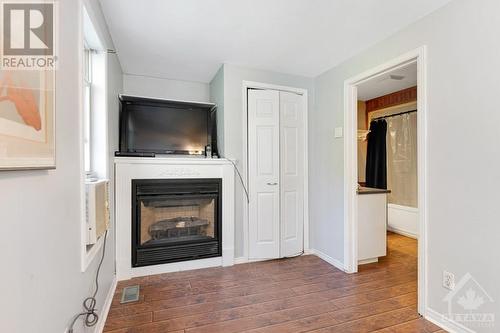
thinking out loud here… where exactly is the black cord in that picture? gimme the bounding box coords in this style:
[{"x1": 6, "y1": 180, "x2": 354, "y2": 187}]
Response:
[
  {"x1": 68, "y1": 229, "x2": 108, "y2": 333},
  {"x1": 224, "y1": 158, "x2": 249, "y2": 203}
]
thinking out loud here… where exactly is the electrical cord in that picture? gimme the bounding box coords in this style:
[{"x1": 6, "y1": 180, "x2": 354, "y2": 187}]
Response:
[
  {"x1": 222, "y1": 157, "x2": 305, "y2": 259},
  {"x1": 224, "y1": 157, "x2": 250, "y2": 203},
  {"x1": 68, "y1": 229, "x2": 108, "y2": 333}
]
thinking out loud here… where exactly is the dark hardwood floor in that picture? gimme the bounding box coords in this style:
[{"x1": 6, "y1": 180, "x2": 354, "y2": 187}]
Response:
[{"x1": 104, "y1": 232, "x2": 445, "y2": 332}]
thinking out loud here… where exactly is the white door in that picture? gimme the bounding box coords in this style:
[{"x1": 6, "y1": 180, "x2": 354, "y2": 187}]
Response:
[
  {"x1": 248, "y1": 89, "x2": 281, "y2": 259},
  {"x1": 280, "y1": 91, "x2": 305, "y2": 257}
]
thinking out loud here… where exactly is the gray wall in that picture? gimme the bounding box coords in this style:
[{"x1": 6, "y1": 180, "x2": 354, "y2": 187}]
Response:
[
  {"x1": 311, "y1": 0, "x2": 500, "y2": 327},
  {"x1": 0, "y1": 1, "x2": 123, "y2": 332},
  {"x1": 218, "y1": 64, "x2": 315, "y2": 258},
  {"x1": 123, "y1": 74, "x2": 210, "y2": 102},
  {"x1": 209, "y1": 66, "x2": 225, "y2": 155}
]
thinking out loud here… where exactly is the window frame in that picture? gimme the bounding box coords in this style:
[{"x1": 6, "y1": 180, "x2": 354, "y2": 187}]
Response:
[
  {"x1": 81, "y1": 5, "x2": 109, "y2": 271},
  {"x1": 83, "y1": 40, "x2": 94, "y2": 176}
]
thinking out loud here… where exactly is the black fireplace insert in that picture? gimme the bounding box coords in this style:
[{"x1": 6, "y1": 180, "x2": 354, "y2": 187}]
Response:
[{"x1": 132, "y1": 178, "x2": 222, "y2": 267}]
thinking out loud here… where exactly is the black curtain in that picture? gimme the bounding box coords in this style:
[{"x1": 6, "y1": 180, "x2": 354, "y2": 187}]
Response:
[{"x1": 365, "y1": 119, "x2": 387, "y2": 189}]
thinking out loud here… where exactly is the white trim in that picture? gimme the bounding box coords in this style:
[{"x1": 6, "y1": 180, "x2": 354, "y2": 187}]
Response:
[
  {"x1": 387, "y1": 203, "x2": 419, "y2": 238},
  {"x1": 81, "y1": 234, "x2": 105, "y2": 272},
  {"x1": 358, "y1": 258, "x2": 379, "y2": 265},
  {"x1": 387, "y1": 203, "x2": 419, "y2": 213},
  {"x1": 114, "y1": 158, "x2": 235, "y2": 280},
  {"x1": 425, "y1": 307, "x2": 476, "y2": 333},
  {"x1": 79, "y1": 1, "x2": 89, "y2": 273},
  {"x1": 308, "y1": 249, "x2": 345, "y2": 272},
  {"x1": 241, "y1": 80, "x2": 310, "y2": 261},
  {"x1": 234, "y1": 257, "x2": 249, "y2": 265},
  {"x1": 343, "y1": 46, "x2": 428, "y2": 316},
  {"x1": 233, "y1": 256, "x2": 269, "y2": 265},
  {"x1": 120, "y1": 257, "x2": 224, "y2": 280},
  {"x1": 387, "y1": 226, "x2": 418, "y2": 239},
  {"x1": 94, "y1": 276, "x2": 117, "y2": 333},
  {"x1": 80, "y1": 2, "x2": 111, "y2": 272},
  {"x1": 119, "y1": 94, "x2": 215, "y2": 107},
  {"x1": 242, "y1": 81, "x2": 308, "y2": 96}
]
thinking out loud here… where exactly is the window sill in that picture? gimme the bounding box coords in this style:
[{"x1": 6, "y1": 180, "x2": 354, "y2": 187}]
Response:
[{"x1": 81, "y1": 233, "x2": 105, "y2": 272}]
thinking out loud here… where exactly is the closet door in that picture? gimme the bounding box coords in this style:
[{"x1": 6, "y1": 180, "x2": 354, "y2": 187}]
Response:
[
  {"x1": 280, "y1": 91, "x2": 305, "y2": 257},
  {"x1": 248, "y1": 89, "x2": 280, "y2": 259}
]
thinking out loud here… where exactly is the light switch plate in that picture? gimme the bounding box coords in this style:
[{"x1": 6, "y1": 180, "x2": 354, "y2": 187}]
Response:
[{"x1": 334, "y1": 127, "x2": 343, "y2": 138}]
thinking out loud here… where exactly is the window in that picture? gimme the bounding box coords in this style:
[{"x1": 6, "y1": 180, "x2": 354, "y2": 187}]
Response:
[
  {"x1": 83, "y1": 42, "x2": 93, "y2": 174},
  {"x1": 81, "y1": 6, "x2": 109, "y2": 272}
]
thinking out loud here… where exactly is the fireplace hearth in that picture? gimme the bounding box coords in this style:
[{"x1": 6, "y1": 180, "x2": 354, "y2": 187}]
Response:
[{"x1": 132, "y1": 178, "x2": 222, "y2": 267}]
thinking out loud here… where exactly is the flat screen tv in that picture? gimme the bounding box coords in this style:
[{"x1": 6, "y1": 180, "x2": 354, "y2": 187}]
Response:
[{"x1": 119, "y1": 95, "x2": 218, "y2": 156}]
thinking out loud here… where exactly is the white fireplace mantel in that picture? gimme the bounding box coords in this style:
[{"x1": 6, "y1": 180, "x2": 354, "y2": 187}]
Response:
[{"x1": 115, "y1": 156, "x2": 235, "y2": 280}]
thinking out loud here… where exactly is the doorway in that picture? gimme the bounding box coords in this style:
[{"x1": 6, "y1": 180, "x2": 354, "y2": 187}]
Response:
[
  {"x1": 343, "y1": 47, "x2": 427, "y2": 315},
  {"x1": 243, "y1": 82, "x2": 309, "y2": 260}
]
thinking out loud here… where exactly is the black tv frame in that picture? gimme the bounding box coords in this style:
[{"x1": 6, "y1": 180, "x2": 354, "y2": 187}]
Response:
[{"x1": 118, "y1": 95, "x2": 218, "y2": 156}]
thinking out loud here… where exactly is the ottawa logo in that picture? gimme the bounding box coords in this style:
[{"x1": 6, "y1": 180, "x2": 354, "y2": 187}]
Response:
[{"x1": 443, "y1": 273, "x2": 495, "y2": 330}]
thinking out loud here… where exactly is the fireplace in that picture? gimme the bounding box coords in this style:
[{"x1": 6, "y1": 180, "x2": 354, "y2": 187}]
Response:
[{"x1": 131, "y1": 178, "x2": 222, "y2": 267}]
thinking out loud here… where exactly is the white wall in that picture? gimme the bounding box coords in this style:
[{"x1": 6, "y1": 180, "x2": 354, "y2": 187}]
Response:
[
  {"x1": 0, "y1": 1, "x2": 123, "y2": 332},
  {"x1": 215, "y1": 64, "x2": 314, "y2": 258},
  {"x1": 311, "y1": 0, "x2": 500, "y2": 328},
  {"x1": 123, "y1": 74, "x2": 210, "y2": 102}
]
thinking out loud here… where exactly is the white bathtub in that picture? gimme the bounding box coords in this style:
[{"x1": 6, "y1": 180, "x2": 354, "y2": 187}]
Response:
[{"x1": 387, "y1": 204, "x2": 418, "y2": 238}]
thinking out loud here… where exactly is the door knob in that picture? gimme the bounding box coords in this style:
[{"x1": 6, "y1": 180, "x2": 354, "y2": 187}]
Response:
[{"x1": 267, "y1": 182, "x2": 278, "y2": 186}]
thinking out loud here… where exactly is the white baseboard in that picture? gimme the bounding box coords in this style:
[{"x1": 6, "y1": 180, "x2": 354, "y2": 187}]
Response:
[
  {"x1": 234, "y1": 257, "x2": 272, "y2": 265},
  {"x1": 425, "y1": 307, "x2": 476, "y2": 333},
  {"x1": 234, "y1": 257, "x2": 249, "y2": 264},
  {"x1": 387, "y1": 226, "x2": 418, "y2": 239},
  {"x1": 234, "y1": 250, "x2": 316, "y2": 265},
  {"x1": 308, "y1": 248, "x2": 345, "y2": 272},
  {"x1": 118, "y1": 257, "x2": 223, "y2": 280},
  {"x1": 303, "y1": 248, "x2": 315, "y2": 255},
  {"x1": 94, "y1": 275, "x2": 117, "y2": 333},
  {"x1": 358, "y1": 258, "x2": 378, "y2": 265}
]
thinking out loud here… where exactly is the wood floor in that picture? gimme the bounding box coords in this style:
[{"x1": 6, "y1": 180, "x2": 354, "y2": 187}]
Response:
[{"x1": 104, "y1": 233, "x2": 445, "y2": 333}]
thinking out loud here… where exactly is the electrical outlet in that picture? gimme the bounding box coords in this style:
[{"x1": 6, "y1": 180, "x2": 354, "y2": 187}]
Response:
[{"x1": 443, "y1": 271, "x2": 455, "y2": 290}]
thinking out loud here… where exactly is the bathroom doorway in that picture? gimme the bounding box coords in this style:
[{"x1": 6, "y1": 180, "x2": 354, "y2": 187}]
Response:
[
  {"x1": 358, "y1": 62, "x2": 419, "y2": 239},
  {"x1": 343, "y1": 47, "x2": 428, "y2": 315}
]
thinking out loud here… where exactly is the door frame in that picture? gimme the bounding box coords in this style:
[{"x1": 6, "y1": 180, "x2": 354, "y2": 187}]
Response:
[
  {"x1": 242, "y1": 80, "x2": 310, "y2": 260},
  {"x1": 343, "y1": 46, "x2": 428, "y2": 315}
]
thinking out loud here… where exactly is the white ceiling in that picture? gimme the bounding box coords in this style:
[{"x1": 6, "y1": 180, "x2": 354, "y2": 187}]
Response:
[
  {"x1": 357, "y1": 62, "x2": 417, "y2": 101},
  {"x1": 99, "y1": 0, "x2": 452, "y2": 83}
]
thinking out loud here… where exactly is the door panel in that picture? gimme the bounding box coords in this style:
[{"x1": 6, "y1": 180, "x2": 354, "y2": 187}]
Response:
[
  {"x1": 283, "y1": 127, "x2": 298, "y2": 175},
  {"x1": 248, "y1": 89, "x2": 280, "y2": 259},
  {"x1": 283, "y1": 191, "x2": 298, "y2": 240},
  {"x1": 256, "y1": 126, "x2": 275, "y2": 175},
  {"x1": 280, "y1": 91, "x2": 305, "y2": 257},
  {"x1": 257, "y1": 192, "x2": 277, "y2": 241}
]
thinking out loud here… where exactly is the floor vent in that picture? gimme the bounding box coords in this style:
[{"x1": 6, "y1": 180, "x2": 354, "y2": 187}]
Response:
[{"x1": 120, "y1": 285, "x2": 140, "y2": 304}]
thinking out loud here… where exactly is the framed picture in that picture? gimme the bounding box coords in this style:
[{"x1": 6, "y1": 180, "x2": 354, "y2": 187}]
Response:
[{"x1": 0, "y1": 70, "x2": 55, "y2": 170}]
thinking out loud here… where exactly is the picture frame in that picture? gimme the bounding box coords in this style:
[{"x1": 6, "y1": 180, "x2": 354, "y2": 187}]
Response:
[{"x1": 0, "y1": 69, "x2": 56, "y2": 170}]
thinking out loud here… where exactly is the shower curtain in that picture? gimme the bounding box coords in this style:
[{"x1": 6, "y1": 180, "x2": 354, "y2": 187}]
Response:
[
  {"x1": 386, "y1": 113, "x2": 418, "y2": 207},
  {"x1": 365, "y1": 119, "x2": 387, "y2": 189}
]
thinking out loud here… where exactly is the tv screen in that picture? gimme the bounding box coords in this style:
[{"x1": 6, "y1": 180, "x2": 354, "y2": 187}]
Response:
[{"x1": 119, "y1": 96, "x2": 217, "y2": 155}]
